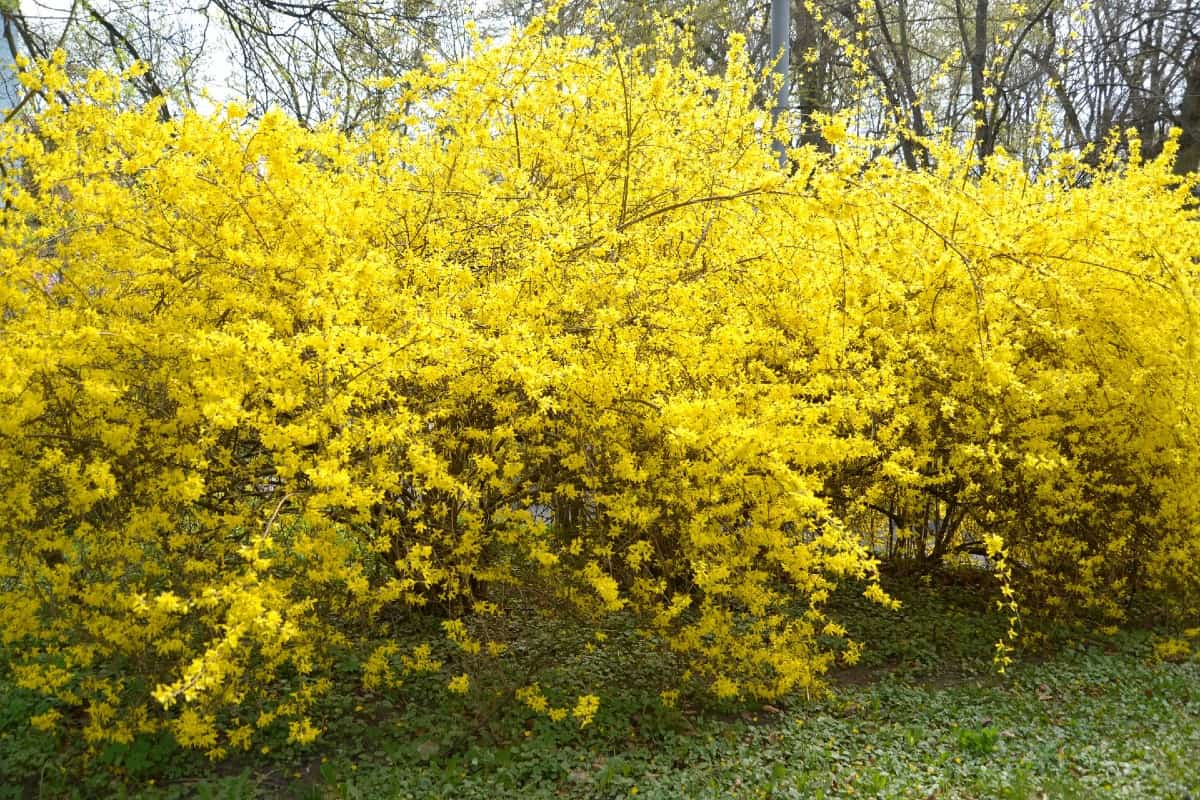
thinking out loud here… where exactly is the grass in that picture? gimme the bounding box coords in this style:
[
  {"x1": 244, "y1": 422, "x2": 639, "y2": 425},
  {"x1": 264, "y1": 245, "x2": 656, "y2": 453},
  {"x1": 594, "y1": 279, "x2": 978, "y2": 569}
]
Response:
[{"x1": 4, "y1": 575, "x2": 1199, "y2": 799}]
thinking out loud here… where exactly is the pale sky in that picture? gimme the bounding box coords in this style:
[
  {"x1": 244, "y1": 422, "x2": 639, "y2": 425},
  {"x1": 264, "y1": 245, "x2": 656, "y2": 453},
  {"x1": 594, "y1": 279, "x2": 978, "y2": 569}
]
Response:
[{"x1": 8, "y1": 0, "x2": 502, "y2": 114}]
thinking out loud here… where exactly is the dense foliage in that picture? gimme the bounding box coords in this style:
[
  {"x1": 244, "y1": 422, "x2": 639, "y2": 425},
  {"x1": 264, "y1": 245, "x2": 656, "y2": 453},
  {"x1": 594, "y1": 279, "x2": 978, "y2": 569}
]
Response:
[{"x1": 1, "y1": 23, "x2": 1197, "y2": 755}]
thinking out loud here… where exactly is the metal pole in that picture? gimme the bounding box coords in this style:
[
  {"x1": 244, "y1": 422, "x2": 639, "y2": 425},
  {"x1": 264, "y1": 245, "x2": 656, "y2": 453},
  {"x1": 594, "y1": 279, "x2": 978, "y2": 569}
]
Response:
[
  {"x1": 0, "y1": 14, "x2": 21, "y2": 112},
  {"x1": 769, "y1": 0, "x2": 791, "y2": 167}
]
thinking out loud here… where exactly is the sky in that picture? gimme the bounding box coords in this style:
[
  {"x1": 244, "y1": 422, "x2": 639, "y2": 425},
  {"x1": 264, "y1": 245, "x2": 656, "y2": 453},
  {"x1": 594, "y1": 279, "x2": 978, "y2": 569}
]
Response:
[
  {"x1": 6, "y1": 0, "x2": 502, "y2": 114},
  {"x1": 13, "y1": 0, "x2": 254, "y2": 108},
  {"x1": 1, "y1": 27, "x2": 20, "y2": 109}
]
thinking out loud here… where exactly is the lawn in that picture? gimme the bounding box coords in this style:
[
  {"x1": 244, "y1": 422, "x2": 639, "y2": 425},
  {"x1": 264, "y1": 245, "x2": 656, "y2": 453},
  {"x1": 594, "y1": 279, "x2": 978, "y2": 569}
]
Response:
[{"x1": 5, "y1": 576, "x2": 1198, "y2": 799}]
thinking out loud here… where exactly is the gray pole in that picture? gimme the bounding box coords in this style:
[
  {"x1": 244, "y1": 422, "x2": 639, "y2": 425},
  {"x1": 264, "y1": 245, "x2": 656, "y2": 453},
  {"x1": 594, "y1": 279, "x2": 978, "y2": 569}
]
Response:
[
  {"x1": 769, "y1": 0, "x2": 791, "y2": 167},
  {"x1": 0, "y1": 13, "x2": 21, "y2": 111}
]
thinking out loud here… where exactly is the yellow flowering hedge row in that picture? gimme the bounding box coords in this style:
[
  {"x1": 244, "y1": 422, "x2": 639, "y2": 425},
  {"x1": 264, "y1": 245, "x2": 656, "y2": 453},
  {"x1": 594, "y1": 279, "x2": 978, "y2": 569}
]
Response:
[{"x1": 0, "y1": 26, "x2": 1197, "y2": 752}]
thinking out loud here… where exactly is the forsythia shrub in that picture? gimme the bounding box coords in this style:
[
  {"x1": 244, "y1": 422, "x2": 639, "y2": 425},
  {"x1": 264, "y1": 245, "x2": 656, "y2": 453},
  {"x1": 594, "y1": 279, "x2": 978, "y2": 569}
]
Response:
[{"x1": 0, "y1": 19, "x2": 1197, "y2": 752}]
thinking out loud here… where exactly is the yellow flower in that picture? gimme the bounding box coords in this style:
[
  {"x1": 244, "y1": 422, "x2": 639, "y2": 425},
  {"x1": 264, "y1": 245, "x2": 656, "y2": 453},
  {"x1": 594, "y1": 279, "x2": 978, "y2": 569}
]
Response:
[
  {"x1": 288, "y1": 718, "x2": 321, "y2": 745},
  {"x1": 572, "y1": 695, "x2": 600, "y2": 728}
]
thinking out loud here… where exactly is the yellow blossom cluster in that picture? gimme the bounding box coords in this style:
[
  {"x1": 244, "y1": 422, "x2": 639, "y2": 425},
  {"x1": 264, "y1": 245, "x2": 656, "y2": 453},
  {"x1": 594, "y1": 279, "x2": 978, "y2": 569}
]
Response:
[{"x1": 0, "y1": 17, "x2": 1197, "y2": 752}]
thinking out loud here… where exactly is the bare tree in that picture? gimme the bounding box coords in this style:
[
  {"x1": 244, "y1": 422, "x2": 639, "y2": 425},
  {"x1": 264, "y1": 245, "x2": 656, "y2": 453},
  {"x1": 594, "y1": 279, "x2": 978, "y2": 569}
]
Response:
[
  {"x1": 7, "y1": 0, "x2": 460, "y2": 129},
  {"x1": 4, "y1": 0, "x2": 1197, "y2": 172},
  {"x1": 1053, "y1": 0, "x2": 1200, "y2": 173}
]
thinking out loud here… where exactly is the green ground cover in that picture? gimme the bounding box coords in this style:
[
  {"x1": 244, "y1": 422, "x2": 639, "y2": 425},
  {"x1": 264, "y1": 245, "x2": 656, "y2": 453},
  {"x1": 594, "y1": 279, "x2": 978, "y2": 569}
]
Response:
[{"x1": 4, "y1": 576, "x2": 1198, "y2": 799}]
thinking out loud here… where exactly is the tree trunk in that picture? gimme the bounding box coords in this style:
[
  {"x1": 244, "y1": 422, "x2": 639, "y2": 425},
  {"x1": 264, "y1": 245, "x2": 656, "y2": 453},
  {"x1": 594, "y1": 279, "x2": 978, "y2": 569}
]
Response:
[{"x1": 1174, "y1": 42, "x2": 1200, "y2": 176}]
